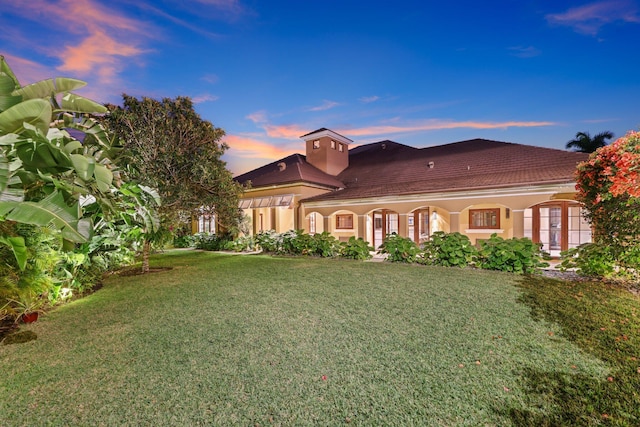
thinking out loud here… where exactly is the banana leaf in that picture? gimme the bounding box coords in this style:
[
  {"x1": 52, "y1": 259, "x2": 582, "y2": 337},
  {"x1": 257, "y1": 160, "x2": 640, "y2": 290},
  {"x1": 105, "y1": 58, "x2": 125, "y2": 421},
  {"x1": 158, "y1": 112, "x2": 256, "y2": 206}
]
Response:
[{"x1": 0, "y1": 98, "x2": 51, "y2": 136}]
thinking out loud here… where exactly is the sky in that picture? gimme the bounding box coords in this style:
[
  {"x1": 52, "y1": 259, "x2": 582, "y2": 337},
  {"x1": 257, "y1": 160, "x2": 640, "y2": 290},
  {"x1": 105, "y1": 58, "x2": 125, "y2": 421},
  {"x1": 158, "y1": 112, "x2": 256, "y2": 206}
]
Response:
[{"x1": 1, "y1": 0, "x2": 639, "y2": 175}]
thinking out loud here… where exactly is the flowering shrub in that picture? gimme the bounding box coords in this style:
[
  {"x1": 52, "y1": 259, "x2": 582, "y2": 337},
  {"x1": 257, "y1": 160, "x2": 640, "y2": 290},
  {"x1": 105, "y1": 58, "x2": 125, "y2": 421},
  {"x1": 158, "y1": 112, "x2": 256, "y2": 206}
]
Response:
[{"x1": 576, "y1": 130, "x2": 640, "y2": 246}]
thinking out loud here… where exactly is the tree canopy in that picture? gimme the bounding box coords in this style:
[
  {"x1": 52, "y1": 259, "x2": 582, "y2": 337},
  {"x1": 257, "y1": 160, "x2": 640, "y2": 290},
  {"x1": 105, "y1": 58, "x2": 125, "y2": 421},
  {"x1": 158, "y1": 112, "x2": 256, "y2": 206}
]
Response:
[
  {"x1": 566, "y1": 131, "x2": 614, "y2": 153},
  {"x1": 104, "y1": 95, "x2": 242, "y2": 234}
]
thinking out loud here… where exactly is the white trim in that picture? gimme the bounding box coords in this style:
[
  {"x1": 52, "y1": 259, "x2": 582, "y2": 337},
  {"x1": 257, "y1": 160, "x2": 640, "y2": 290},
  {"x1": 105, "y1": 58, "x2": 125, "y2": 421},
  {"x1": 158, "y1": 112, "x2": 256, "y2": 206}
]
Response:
[
  {"x1": 302, "y1": 183, "x2": 577, "y2": 208},
  {"x1": 300, "y1": 129, "x2": 352, "y2": 145}
]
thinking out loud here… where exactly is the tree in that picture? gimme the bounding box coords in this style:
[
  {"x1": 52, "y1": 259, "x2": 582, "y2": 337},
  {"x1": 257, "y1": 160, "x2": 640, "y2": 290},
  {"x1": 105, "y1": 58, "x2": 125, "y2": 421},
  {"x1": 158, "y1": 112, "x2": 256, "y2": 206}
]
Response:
[
  {"x1": 575, "y1": 130, "x2": 640, "y2": 248},
  {"x1": 104, "y1": 95, "x2": 243, "y2": 271},
  {"x1": 566, "y1": 131, "x2": 614, "y2": 153}
]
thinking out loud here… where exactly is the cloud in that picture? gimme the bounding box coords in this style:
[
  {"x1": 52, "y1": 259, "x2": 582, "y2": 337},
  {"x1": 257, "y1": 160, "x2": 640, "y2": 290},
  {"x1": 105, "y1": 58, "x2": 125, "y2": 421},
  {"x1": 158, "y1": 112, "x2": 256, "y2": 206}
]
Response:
[
  {"x1": 264, "y1": 124, "x2": 311, "y2": 139},
  {"x1": 201, "y1": 73, "x2": 220, "y2": 84},
  {"x1": 308, "y1": 100, "x2": 340, "y2": 112},
  {"x1": 337, "y1": 119, "x2": 556, "y2": 137},
  {"x1": 0, "y1": 54, "x2": 52, "y2": 85},
  {"x1": 224, "y1": 134, "x2": 298, "y2": 159},
  {"x1": 546, "y1": 0, "x2": 640, "y2": 35},
  {"x1": 247, "y1": 110, "x2": 268, "y2": 124},
  {"x1": 359, "y1": 96, "x2": 380, "y2": 103},
  {"x1": 192, "y1": 93, "x2": 219, "y2": 104},
  {"x1": 508, "y1": 46, "x2": 541, "y2": 58},
  {"x1": 58, "y1": 31, "x2": 146, "y2": 83},
  {"x1": 5, "y1": 0, "x2": 150, "y2": 88}
]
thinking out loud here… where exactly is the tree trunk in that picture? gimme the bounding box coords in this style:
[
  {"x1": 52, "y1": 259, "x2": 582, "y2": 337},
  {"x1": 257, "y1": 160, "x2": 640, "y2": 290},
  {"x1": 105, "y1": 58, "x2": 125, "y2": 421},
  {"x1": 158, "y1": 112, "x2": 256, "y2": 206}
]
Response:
[{"x1": 142, "y1": 239, "x2": 151, "y2": 273}]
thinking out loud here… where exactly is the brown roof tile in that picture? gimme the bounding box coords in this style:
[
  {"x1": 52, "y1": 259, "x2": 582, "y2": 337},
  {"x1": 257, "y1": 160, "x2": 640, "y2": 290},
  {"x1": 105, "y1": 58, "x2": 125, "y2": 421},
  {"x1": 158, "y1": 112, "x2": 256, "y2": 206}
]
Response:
[
  {"x1": 235, "y1": 154, "x2": 344, "y2": 189},
  {"x1": 303, "y1": 139, "x2": 589, "y2": 202}
]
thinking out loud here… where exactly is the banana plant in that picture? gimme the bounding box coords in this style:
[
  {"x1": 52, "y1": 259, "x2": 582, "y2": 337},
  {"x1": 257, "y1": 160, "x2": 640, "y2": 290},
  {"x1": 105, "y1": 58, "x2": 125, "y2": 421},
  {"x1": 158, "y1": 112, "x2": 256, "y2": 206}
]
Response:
[{"x1": 0, "y1": 55, "x2": 118, "y2": 252}]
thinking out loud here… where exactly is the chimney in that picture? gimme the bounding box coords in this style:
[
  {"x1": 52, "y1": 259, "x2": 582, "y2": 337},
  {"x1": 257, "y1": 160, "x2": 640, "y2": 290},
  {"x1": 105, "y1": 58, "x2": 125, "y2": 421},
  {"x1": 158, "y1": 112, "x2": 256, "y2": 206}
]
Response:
[{"x1": 300, "y1": 128, "x2": 352, "y2": 176}]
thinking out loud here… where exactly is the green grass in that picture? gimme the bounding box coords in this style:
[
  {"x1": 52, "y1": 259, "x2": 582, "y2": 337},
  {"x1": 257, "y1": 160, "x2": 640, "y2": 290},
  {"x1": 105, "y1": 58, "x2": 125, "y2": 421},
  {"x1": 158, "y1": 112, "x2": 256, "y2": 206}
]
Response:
[{"x1": 0, "y1": 250, "x2": 638, "y2": 426}]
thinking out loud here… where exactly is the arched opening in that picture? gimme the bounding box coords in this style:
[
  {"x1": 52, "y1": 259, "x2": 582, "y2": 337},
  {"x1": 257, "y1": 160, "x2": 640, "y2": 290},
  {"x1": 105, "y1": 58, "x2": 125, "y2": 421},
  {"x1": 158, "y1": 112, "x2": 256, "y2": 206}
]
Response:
[
  {"x1": 369, "y1": 209, "x2": 400, "y2": 248},
  {"x1": 305, "y1": 212, "x2": 324, "y2": 234},
  {"x1": 524, "y1": 201, "x2": 592, "y2": 257},
  {"x1": 408, "y1": 207, "x2": 431, "y2": 244}
]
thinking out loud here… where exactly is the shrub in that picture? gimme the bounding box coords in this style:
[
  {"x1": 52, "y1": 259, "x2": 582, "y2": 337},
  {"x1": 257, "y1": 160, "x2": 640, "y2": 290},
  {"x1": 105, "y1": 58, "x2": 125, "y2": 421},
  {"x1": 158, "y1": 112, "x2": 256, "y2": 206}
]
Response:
[
  {"x1": 310, "y1": 232, "x2": 341, "y2": 257},
  {"x1": 558, "y1": 242, "x2": 640, "y2": 281},
  {"x1": 173, "y1": 234, "x2": 196, "y2": 248},
  {"x1": 255, "y1": 230, "x2": 281, "y2": 253},
  {"x1": 341, "y1": 237, "x2": 373, "y2": 260},
  {"x1": 193, "y1": 233, "x2": 232, "y2": 251},
  {"x1": 281, "y1": 230, "x2": 314, "y2": 255},
  {"x1": 421, "y1": 231, "x2": 476, "y2": 267},
  {"x1": 226, "y1": 235, "x2": 256, "y2": 252},
  {"x1": 378, "y1": 233, "x2": 421, "y2": 263},
  {"x1": 476, "y1": 234, "x2": 549, "y2": 274}
]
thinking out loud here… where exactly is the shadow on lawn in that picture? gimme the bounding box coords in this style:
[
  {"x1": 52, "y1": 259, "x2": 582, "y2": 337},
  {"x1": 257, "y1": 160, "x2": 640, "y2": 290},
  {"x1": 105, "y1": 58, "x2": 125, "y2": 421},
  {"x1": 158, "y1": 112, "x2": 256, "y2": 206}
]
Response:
[{"x1": 504, "y1": 275, "x2": 640, "y2": 426}]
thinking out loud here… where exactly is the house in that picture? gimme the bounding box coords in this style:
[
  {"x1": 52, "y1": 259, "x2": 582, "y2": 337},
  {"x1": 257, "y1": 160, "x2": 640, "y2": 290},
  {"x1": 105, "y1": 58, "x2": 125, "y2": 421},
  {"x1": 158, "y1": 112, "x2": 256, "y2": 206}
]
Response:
[{"x1": 232, "y1": 128, "x2": 591, "y2": 256}]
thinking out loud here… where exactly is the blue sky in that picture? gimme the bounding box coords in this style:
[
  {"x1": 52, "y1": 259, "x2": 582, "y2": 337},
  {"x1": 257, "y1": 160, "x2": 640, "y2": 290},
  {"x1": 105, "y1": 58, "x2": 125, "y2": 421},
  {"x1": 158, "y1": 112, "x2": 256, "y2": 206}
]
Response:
[{"x1": 2, "y1": 0, "x2": 639, "y2": 175}]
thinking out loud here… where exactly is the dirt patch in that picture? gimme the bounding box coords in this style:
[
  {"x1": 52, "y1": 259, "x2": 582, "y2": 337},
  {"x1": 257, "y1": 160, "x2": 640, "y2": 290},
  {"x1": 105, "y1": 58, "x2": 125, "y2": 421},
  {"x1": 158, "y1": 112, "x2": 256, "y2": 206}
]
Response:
[{"x1": 115, "y1": 266, "x2": 173, "y2": 277}]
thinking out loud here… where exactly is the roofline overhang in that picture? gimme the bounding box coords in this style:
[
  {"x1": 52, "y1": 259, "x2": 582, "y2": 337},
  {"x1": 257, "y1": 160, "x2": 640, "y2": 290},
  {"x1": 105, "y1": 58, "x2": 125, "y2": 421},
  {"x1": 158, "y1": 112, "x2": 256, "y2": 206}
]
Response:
[
  {"x1": 241, "y1": 181, "x2": 341, "y2": 194},
  {"x1": 300, "y1": 128, "x2": 353, "y2": 145},
  {"x1": 301, "y1": 181, "x2": 578, "y2": 208}
]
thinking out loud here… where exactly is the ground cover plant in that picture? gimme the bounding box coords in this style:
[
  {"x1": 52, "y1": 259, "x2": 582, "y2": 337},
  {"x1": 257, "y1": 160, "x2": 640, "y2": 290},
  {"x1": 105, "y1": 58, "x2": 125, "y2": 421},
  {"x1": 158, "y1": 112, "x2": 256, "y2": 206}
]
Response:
[{"x1": 1, "y1": 251, "x2": 638, "y2": 425}]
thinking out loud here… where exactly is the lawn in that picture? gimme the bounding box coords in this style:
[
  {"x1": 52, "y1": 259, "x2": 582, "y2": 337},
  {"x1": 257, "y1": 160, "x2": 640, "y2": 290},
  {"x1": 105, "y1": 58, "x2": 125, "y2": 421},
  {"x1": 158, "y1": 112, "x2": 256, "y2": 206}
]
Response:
[{"x1": 1, "y1": 250, "x2": 638, "y2": 426}]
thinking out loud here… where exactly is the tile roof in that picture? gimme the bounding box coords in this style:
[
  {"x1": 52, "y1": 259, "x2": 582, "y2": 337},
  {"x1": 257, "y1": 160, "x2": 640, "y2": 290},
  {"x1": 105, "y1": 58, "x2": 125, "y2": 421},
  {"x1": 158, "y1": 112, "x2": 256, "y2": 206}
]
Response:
[
  {"x1": 304, "y1": 138, "x2": 589, "y2": 202},
  {"x1": 234, "y1": 154, "x2": 345, "y2": 189},
  {"x1": 235, "y1": 138, "x2": 589, "y2": 202}
]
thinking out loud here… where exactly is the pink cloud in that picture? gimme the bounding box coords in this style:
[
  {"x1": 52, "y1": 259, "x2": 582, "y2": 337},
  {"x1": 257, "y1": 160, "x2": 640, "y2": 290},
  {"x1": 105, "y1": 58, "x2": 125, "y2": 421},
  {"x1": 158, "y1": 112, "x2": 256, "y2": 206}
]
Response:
[
  {"x1": 337, "y1": 119, "x2": 556, "y2": 137},
  {"x1": 225, "y1": 135, "x2": 298, "y2": 159},
  {"x1": 58, "y1": 31, "x2": 145, "y2": 82},
  {"x1": 308, "y1": 100, "x2": 340, "y2": 111},
  {"x1": 546, "y1": 0, "x2": 640, "y2": 35},
  {"x1": 247, "y1": 111, "x2": 268, "y2": 124},
  {"x1": 264, "y1": 124, "x2": 311, "y2": 139},
  {"x1": 0, "y1": 54, "x2": 52, "y2": 86}
]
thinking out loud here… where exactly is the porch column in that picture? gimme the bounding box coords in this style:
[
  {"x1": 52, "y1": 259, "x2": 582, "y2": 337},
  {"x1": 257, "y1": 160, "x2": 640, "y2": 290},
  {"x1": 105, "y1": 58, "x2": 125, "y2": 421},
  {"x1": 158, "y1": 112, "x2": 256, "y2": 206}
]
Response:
[
  {"x1": 357, "y1": 215, "x2": 367, "y2": 240},
  {"x1": 323, "y1": 216, "x2": 331, "y2": 233},
  {"x1": 449, "y1": 212, "x2": 460, "y2": 233},
  {"x1": 512, "y1": 209, "x2": 525, "y2": 239},
  {"x1": 399, "y1": 213, "x2": 409, "y2": 239}
]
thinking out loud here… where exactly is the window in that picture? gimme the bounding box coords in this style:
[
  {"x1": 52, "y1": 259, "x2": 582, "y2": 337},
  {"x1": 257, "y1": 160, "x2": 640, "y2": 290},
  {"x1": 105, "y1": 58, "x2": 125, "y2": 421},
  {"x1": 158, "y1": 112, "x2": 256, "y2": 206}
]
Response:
[
  {"x1": 308, "y1": 214, "x2": 316, "y2": 234},
  {"x1": 313, "y1": 140, "x2": 320, "y2": 149},
  {"x1": 336, "y1": 214, "x2": 353, "y2": 229},
  {"x1": 330, "y1": 140, "x2": 336, "y2": 149},
  {"x1": 254, "y1": 197, "x2": 271, "y2": 208},
  {"x1": 338, "y1": 143, "x2": 344, "y2": 152},
  {"x1": 469, "y1": 208, "x2": 500, "y2": 229}
]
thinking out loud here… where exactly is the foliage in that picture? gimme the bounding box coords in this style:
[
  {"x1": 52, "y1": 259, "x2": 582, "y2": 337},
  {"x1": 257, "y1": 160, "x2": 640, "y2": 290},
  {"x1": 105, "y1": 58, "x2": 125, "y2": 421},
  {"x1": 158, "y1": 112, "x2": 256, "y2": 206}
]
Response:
[
  {"x1": 0, "y1": 223, "x2": 61, "y2": 321},
  {"x1": 575, "y1": 130, "x2": 640, "y2": 250},
  {"x1": 0, "y1": 56, "x2": 119, "y2": 249},
  {"x1": 340, "y1": 236, "x2": 373, "y2": 260},
  {"x1": 193, "y1": 233, "x2": 233, "y2": 251},
  {"x1": 103, "y1": 95, "x2": 243, "y2": 238},
  {"x1": 475, "y1": 234, "x2": 548, "y2": 274},
  {"x1": 565, "y1": 130, "x2": 614, "y2": 153},
  {"x1": 420, "y1": 231, "x2": 477, "y2": 267},
  {"x1": 559, "y1": 242, "x2": 640, "y2": 282},
  {"x1": 255, "y1": 230, "x2": 281, "y2": 253},
  {"x1": 224, "y1": 235, "x2": 255, "y2": 252},
  {"x1": 173, "y1": 234, "x2": 197, "y2": 248},
  {"x1": 378, "y1": 233, "x2": 421, "y2": 263}
]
